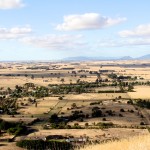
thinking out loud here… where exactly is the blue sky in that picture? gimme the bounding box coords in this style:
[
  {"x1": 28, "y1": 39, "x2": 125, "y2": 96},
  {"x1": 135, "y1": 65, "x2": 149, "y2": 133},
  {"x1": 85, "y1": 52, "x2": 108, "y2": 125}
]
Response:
[{"x1": 0, "y1": 0, "x2": 150, "y2": 60}]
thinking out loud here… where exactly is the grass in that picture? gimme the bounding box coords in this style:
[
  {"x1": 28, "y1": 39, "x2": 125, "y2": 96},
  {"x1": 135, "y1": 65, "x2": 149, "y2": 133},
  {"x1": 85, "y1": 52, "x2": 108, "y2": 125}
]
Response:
[
  {"x1": 79, "y1": 135, "x2": 150, "y2": 150},
  {"x1": 128, "y1": 86, "x2": 150, "y2": 99}
]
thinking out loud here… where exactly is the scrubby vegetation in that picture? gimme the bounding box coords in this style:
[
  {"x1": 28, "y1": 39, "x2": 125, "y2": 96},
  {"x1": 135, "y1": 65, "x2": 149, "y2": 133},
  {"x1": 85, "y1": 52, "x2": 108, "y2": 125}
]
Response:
[
  {"x1": 16, "y1": 140, "x2": 73, "y2": 150},
  {"x1": 78, "y1": 135, "x2": 150, "y2": 150},
  {"x1": 136, "y1": 99, "x2": 150, "y2": 109},
  {"x1": 0, "y1": 119, "x2": 27, "y2": 136}
]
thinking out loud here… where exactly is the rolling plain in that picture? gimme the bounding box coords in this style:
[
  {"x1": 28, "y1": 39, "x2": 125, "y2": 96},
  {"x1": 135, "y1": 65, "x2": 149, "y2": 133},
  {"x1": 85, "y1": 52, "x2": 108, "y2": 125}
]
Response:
[{"x1": 0, "y1": 60, "x2": 150, "y2": 149}]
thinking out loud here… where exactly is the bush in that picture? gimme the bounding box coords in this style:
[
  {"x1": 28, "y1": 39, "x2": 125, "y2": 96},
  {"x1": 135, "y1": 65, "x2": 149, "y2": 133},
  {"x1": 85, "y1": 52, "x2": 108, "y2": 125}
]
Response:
[
  {"x1": 85, "y1": 123, "x2": 89, "y2": 127},
  {"x1": 130, "y1": 110, "x2": 134, "y2": 113},
  {"x1": 140, "y1": 122, "x2": 145, "y2": 125},
  {"x1": 97, "y1": 122, "x2": 114, "y2": 128},
  {"x1": 120, "y1": 108, "x2": 125, "y2": 112},
  {"x1": 49, "y1": 114, "x2": 58, "y2": 123},
  {"x1": 0, "y1": 119, "x2": 27, "y2": 136},
  {"x1": 119, "y1": 114, "x2": 123, "y2": 117},
  {"x1": 16, "y1": 140, "x2": 73, "y2": 150},
  {"x1": 92, "y1": 109, "x2": 103, "y2": 117},
  {"x1": 102, "y1": 118, "x2": 106, "y2": 121},
  {"x1": 136, "y1": 100, "x2": 150, "y2": 109},
  {"x1": 127, "y1": 100, "x2": 133, "y2": 105},
  {"x1": 58, "y1": 96, "x2": 63, "y2": 100}
]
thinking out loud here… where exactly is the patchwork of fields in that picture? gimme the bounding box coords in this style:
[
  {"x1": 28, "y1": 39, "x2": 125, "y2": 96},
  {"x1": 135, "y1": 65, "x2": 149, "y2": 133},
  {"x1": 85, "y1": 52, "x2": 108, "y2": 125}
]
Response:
[{"x1": 0, "y1": 60, "x2": 150, "y2": 149}]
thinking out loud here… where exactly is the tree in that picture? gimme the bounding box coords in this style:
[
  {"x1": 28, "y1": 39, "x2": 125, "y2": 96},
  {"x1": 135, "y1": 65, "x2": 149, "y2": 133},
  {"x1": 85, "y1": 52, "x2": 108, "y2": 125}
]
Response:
[
  {"x1": 128, "y1": 84, "x2": 134, "y2": 91},
  {"x1": 76, "y1": 79, "x2": 80, "y2": 84},
  {"x1": 25, "y1": 74, "x2": 28, "y2": 78},
  {"x1": 85, "y1": 123, "x2": 89, "y2": 128},
  {"x1": 58, "y1": 96, "x2": 63, "y2": 100},
  {"x1": 92, "y1": 109, "x2": 102, "y2": 117},
  {"x1": 60, "y1": 78, "x2": 64, "y2": 84},
  {"x1": 7, "y1": 87, "x2": 12, "y2": 94},
  {"x1": 102, "y1": 118, "x2": 106, "y2": 121},
  {"x1": 69, "y1": 79, "x2": 72, "y2": 84},
  {"x1": 71, "y1": 103, "x2": 77, "y2": 109},
  {"x1": 50, "y1": 114, "x2": 58, "y2": 123},
  {"x1": 31, "y1": 75, "x2": 34, "y2": 80},
  {"x1": 108, "y1": 73, "x2": 117, "y2": 79},
  {"x1": 140, "y1": 122, "x2": 145, "y2": 125},
  {"x1": 120, "y1": 108, "x2": 125, "y2": 112},
  {"x1": 35, "y1": 102, "x2": 37, "y2": 107}
]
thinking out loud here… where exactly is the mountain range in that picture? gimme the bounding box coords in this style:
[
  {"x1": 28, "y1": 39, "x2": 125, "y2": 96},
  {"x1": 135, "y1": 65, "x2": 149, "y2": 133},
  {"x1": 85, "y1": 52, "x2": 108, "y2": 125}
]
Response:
[{"x1": 63, "y1": 54, "x2": 150, "y2": 61}]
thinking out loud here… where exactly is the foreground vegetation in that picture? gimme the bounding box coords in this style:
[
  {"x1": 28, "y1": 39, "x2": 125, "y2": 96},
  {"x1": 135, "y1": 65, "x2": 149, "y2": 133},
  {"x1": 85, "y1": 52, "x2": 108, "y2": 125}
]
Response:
[
  {"x1": 78, "y1": 135, "x2": 150, "y2": 150},
  {"x1": 0, "y1": 119, "x2": 27, "y2": 136},
  {"x1": 16, "y1": 140, "x2": 73, "y2": 150}
]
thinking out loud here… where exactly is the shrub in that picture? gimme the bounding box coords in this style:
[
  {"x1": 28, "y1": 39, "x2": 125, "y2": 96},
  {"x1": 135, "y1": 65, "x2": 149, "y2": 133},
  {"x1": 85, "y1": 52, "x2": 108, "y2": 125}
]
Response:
[
  {"x1": 102, "y1": 118, "x2": 106, "y2": 121},
  {"x1": 58, "y1": 96, "x2": 63, "y2": 100},
  {"x1": 120, "y1": 108, "x2": 125, "y2": 112},
  {"x1": 85, "y1": 123, "x2": 89, "y2": 127},
  {"x1": 130, "y1": 110, "x2": 134, "y2": 113},
  {"x1": 16, "y1": 140, "x2": 73, "y2": 150},
  {"x1": 140, "y1": 122, "x2": 145, "y2": 125},
  {"x1": 92, "y1": 109, "x2": 103, "y2": 117},
  {"x1": 97, "y1": 122, "x2": 114, "y2": 128},
  {"x1": 119, "y1": 114, "x2": 123, "y2": 117}
]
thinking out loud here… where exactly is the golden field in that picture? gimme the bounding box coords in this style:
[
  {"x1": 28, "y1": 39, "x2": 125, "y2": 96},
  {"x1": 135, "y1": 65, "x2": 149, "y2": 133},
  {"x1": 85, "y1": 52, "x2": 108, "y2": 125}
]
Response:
[{"x1": 78, "y1": 134, "x2": 150, "y2": 150}]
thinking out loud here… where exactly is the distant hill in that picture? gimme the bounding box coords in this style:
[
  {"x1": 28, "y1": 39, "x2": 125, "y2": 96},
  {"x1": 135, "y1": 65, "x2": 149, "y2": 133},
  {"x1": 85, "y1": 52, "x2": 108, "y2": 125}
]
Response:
[
  {"x1": 137, "y1": 54, "x2": 150, "y2": 60},
  {"x1": 119, "y1": 56, "x2": 133, "y2": 60},
  {"x1": 63, "y1": 56, "x2": 93, "y2": 61},
  {"x1": 63, "y1": 56, "x2": 119, "y2": 61},
  {"x1": 63, "y1": 54, "x2": 150, "y2": 61}
]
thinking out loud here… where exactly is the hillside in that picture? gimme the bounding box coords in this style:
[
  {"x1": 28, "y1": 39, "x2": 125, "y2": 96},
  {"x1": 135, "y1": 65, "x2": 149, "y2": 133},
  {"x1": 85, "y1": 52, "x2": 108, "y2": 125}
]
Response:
[
  {"x1": 79, "y1": 135, "x2": 150, "y2": 150},
  {"x1": 137, "y1": 54, "x2": 150, "y2": 60}
]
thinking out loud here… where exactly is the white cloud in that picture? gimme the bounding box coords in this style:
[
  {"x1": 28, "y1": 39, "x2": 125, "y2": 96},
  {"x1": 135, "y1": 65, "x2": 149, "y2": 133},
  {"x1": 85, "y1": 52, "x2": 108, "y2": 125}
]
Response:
[
  {"x1": 124, "y1": 38, "x2": 150, "y2": 46},
  {"x1": 0, "y1": 25, "x2": 87, "y2": 51},
  {"x1": 0, "y1": 0, "x2": 24, "y2": 9},
  {"x1": 56, "y1": 13, "x2": 126, "y2": 31},
  {"x1": 98, "y1": 24, "x2": 150, "y2": 47},
  {"x1": 0, "y1": 26, "x2": 32, "y2": 39},
  {"x1": 119, "y1": 24, "x2": 150, "y2": 37},
  {"x1": 20, "y1": 34, "x2": 87, "y2": 50},
  {"x1": 97, "y1": 37, "x2": 150, "y2": 47}
]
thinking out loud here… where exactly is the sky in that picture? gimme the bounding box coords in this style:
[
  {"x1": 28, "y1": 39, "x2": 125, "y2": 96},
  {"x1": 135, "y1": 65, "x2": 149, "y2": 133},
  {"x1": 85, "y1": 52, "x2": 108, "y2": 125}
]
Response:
[{"x1": 0, "y1": 0, "x2": 150, "y2": 60}]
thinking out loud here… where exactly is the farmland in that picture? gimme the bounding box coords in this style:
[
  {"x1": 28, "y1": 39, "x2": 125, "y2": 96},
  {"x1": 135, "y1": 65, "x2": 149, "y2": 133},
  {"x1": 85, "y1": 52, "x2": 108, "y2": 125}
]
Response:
[{"x1": 0, "y1": 60, "x2": 150, "y2": 149}]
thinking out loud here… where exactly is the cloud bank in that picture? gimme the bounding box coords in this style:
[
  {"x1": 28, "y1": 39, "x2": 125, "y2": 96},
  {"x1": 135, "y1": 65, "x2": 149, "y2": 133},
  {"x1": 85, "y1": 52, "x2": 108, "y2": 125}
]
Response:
[
  {"x1": 20, "y1": 34, "x2": 87, "y2": 50},
  {"x1": 97, "y1": 37, "x2": 150, "y2": 48},
  {"x1": 97, "y1": 23, "x2": 150, "y2": 48},
  {"x1": 56, "y1": 13, "x2": 126, "y2": 31},
  {"x1": 0, "y1": 0, "x2": 24, "y2": 9},
  {"x1": 0, "y1": 26, "x2": 32, "y2": 39},
  {"x1": 119, "y1": 24, "x2": 150, "y2": 37}
]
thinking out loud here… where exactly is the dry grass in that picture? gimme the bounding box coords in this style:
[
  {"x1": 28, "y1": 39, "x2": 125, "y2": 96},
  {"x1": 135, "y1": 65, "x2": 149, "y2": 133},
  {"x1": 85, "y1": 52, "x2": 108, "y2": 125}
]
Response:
[
  {"x1": 17, "y1": 97, "x2": 59, "y2": 115},
  {"x1": 128, "y1": 86, "x2": 150, "y2": 99},
  {"x1": 65, "y1": 93, "x2": 130, "y2": 101},
  {"x1": 27, "y1": 128, "x2": 149, "y2": 141},
  {"x1": 0, "y1": 142, "x2": 24, "y2": 150},
  {"x1": 79, "y1": 135, "x2": 150, "y2": 150}
]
